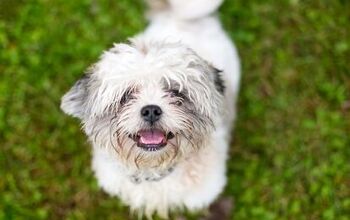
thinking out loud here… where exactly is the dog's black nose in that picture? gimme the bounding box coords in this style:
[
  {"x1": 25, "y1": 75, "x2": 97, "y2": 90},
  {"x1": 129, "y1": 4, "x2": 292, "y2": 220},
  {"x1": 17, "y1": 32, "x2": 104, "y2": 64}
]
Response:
[{"x1": 141, "y1": 105, "x2": 162, "y2": 123}]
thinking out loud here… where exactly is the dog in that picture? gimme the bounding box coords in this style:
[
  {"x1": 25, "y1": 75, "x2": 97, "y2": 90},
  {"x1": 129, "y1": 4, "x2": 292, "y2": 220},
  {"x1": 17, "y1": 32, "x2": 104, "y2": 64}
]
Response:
[{"x1": 61, "y1": 0, "x2": 240, "y2": 218}]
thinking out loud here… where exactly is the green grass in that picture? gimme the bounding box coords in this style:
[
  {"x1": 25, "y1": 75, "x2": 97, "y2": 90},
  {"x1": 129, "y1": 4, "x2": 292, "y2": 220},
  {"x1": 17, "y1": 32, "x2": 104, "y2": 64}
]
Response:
[{"x1": 1, "y1": 0, "x2": 349, "y2": 219}]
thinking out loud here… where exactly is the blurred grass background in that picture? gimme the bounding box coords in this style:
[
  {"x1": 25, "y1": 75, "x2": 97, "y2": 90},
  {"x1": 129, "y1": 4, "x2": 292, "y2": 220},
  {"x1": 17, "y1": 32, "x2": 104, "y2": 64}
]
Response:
[{"x1": 0, "y1": 0, "x2": 349, "y2": 219}]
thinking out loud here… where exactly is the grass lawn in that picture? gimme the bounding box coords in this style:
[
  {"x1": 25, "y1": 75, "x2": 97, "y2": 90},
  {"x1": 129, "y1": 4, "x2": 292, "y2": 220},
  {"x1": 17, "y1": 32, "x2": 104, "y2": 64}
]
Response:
[{"x1": 1, "y1": 0, "x2": 349, "y2": 219}]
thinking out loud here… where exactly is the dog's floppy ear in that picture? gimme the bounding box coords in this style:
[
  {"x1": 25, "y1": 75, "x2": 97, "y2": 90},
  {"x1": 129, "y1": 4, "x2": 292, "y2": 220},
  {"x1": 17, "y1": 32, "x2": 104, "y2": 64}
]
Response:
[
  {"x1": 212, "y1": 68, "x2": 225, "y2": 94},
  {"x1": 60, "y1": 74, "x2": 90, "y2": 119},
  {"x1": 188, "y1": 58, "x2": 226, "y2": 95}
]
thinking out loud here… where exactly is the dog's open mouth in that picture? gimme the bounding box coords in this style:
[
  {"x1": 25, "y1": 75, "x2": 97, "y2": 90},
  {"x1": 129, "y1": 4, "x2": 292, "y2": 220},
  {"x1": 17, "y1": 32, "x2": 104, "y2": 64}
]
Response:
[{"x1": 129, "y1": 129, "x2": 174, "y2": 152}]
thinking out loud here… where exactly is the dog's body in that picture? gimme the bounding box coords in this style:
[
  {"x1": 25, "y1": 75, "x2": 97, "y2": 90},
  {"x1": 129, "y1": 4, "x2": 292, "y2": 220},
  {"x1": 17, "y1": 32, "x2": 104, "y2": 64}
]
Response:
[{"x1": 61, "y1": 0, "x2": 240, "y2": 218}]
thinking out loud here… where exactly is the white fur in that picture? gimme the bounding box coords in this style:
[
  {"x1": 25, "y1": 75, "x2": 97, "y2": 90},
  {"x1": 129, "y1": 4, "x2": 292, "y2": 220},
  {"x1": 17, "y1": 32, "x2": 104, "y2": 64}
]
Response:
[
  {"x1": 62, "y1": 0, "x2": 240, "y2": 218},
  {"x1": 92, "y1": 129, "x2": 228, "y2": 218},
  {"x1": 166, "y1": 0, "x2": 224, "y2": 19}
]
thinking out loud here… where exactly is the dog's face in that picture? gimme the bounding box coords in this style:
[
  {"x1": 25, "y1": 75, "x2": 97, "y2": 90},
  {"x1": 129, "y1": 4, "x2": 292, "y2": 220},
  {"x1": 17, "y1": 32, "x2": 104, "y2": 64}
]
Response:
[{"x1": 61, "y1": 40, "x2": 225, "y2": 171}]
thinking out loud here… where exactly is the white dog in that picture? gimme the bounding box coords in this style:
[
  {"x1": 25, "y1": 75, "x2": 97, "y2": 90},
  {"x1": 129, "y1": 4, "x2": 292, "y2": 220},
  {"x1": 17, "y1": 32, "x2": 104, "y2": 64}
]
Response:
[{"x1": 61, "y1": 0, "x2": 240, "y2": 218}]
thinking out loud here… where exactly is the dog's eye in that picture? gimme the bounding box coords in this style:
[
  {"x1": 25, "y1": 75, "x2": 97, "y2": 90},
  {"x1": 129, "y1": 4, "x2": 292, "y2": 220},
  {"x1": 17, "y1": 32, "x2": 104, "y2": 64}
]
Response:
[
  {"x1": 120, "y1": 89, "x2": 134, "y2": 105},
  {"x1": 175, "y1": 100, "x2": 183, "y2": 106},
  {"x1": 168, "y1": 89, "x2": 186, "y2": 106}
]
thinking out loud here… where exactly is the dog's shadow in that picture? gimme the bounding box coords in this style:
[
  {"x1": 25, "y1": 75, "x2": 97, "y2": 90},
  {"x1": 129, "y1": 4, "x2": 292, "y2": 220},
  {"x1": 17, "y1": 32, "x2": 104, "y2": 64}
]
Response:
[{"x1": 174, "y1": 197, "x2": 234, "y2": 220}]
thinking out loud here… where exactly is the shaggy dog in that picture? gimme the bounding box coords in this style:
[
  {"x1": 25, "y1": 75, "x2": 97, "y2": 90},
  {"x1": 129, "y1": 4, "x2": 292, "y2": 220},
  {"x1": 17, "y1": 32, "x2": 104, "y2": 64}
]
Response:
[{"x1": 61, "y1": 0, "x2": 240, "y2": 218}]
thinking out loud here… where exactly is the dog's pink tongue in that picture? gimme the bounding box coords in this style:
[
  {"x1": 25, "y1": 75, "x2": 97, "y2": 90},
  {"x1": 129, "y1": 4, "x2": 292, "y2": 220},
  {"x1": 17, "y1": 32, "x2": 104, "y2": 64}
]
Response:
[{"x1": 139, "y1": 130, "x2": 165, "y2": 145}]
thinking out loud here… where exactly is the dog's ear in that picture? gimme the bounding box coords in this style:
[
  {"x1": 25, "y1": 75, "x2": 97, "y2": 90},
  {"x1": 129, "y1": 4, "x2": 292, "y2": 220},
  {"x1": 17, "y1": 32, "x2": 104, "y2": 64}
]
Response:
[
  {"x1": 188, "y1": 59, "x2": 226, "y2": 95},
  {"x1": 60, "y1": 74, "x2": 90, "y2": 119},
  {"x1": 212, "y1": 68, "x2": 225, "y2": 95}
]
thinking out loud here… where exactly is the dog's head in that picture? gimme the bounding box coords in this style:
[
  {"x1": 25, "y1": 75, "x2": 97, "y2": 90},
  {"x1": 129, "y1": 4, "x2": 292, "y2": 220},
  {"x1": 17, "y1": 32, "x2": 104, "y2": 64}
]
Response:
[{"x1": 61, "y1": 39, "x2": 225, "y2": 171}]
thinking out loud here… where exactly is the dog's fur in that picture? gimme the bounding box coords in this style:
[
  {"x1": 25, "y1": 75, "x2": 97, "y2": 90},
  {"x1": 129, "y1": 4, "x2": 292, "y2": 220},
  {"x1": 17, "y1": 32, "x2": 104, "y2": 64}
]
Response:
[{"x1": 61, "y1": 0, "x2": 240, "y2": 218}]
